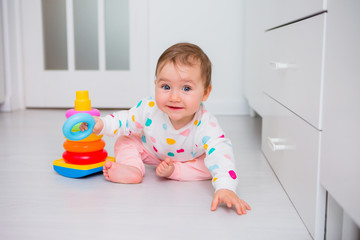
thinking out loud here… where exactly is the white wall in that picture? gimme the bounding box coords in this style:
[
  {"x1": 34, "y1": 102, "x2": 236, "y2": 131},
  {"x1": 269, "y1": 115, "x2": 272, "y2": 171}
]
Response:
[
  {"x1": 1, "y1": 0, "x2": 249, "y2": 114},
  {"x1": 0, "y1": 0, "x2": 5, "y2": 104},
  {"x1": 149, "y1": 0, "x2": 249, "y2": 115},
  {"x1": 0, "y1": 0, "x2": 24, "y2": 112}
]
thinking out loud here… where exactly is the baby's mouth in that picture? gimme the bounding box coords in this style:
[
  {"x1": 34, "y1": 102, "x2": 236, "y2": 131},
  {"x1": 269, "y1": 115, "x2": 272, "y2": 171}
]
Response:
[{"x1": 167, "y1": 105, "x2": 184, "y2": 110}]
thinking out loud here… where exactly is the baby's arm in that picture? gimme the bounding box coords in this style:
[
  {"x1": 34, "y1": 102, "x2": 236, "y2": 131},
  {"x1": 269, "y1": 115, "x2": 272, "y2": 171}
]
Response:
[
  {"x1": 211, "y1": 189, "x2": 251, "y2": 215},
  {"x1": 91, "y1": 116, "x2": 104, "y2": 135},
  {"x1": 97, "y1": 99, "x2": 150, "y2": 137},
  {"x1": 196, "y1": 113, "x2": 251, "y2": 215}
]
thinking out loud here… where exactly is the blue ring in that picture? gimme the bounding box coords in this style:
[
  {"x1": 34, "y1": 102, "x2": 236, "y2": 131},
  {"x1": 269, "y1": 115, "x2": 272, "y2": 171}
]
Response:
[{"x1": 62, "y1": 113, "x2": 96, "y2": 141}]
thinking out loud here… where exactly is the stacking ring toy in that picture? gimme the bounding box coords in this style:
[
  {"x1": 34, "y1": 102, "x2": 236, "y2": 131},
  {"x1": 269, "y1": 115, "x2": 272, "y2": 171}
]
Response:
[
  {"x1": 65, "y1": 108, "x2": 101, "y2": 119},
  {"x1": 62, "y1": 149, "x2": 108, "y2": 165},
  {"x1": 63, "y1": 113, "x2": 95, "y2": 141},
  {"x1": 63, "y1": 140, "x2": 106, "y2": 153},
  {"x1": 65, "y1": 133, "x2": 103, "y2": 142}
]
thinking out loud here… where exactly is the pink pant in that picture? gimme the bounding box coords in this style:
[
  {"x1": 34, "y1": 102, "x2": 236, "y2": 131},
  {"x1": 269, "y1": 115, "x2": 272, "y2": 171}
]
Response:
[{"x1": 114, "y1": 135, "x2": 212, "y2": 181}]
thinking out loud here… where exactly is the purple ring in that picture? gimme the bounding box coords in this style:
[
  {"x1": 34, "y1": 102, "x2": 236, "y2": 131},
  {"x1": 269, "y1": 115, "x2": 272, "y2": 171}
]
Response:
[{"x1": 65, "y1": 108, "x2": 100, "y2": 118}]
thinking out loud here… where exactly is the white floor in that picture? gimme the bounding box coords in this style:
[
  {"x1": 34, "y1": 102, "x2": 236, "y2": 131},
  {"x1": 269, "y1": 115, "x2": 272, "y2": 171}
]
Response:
[{"x1": 0, "y1": 110, "x2": 312, "y2": 240}]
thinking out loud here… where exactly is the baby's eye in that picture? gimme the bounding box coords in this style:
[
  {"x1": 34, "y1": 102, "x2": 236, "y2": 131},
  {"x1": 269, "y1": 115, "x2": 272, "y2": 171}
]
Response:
[
  {"x1": 183, "y1": 86, "x2": 191, "y2": 92},
  {"x1": 161, "y1": 84, "x2": 170, "y2": 90}
]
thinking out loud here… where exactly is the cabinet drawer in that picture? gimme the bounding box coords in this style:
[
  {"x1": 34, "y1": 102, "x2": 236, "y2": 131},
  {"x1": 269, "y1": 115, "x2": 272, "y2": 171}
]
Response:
[
  {"x1": 262, "y1": 95, "x2": 320, "y2": 237},
  {"x1": 264, "y1": 14, "x2": 325, "y2": 129},
  {"x1": 263, "y1": 0, "x2": 325, "y2": 30}
]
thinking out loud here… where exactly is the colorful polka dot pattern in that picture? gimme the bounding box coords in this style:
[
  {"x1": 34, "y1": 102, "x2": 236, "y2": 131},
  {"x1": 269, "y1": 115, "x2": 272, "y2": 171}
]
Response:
[
  {"x1": 202, "y1": 136, "x2": 210, "y2": 145},
  {"x1": 109, "y1": 98, "x2": 238, "y2": 185},
  {"x1": 145, "y1": 118, "x2": 152, "y2": 127},
  {"x1": 148, "y1": 101, "x2": 155, "y2": 107},
  {"x1": 194, "y1": 120, "x2": 201, "y2": 127},
  {"x1": 180, "y1": 128, "x2": 190, "y2": 136},
  {"x1": 177, "y1": 149, "x2": 184, "y2": 153},
  {"x1": 208, "y1": 148, "x2": 215, "y2": 155},
  {"x1": 209, "y1": 164, "x2": 219, "y2": 172},
  {"x1": 229, "y1": 170, "x2": 237, "y2": 179},
  {"x1": 166, "y1": 138, "x2": 176, "y2": 145},
  {"x1": 136, "y1": 100, "x2": 142, "y2": 108}
]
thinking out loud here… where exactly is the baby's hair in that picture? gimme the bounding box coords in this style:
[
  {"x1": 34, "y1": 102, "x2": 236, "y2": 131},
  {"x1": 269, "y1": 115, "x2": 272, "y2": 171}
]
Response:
[{"x1": 155, "y1": 43, "x2": 212, "y2": 90}]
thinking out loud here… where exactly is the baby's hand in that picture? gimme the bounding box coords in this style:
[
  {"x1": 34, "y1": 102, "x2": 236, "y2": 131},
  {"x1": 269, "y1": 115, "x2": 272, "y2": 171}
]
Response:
[
  {"x1": 211, "y1": 189, "x2": 251, "y2": 215},
  {"x1": 79, "y1": 116, "x2": 104, "y2": 135}
]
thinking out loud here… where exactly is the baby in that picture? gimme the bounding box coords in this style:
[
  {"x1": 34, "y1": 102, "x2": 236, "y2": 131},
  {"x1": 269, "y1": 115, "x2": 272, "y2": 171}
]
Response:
[{"x1": 82, "y1": 43, "x2": 250, "y2": 215}]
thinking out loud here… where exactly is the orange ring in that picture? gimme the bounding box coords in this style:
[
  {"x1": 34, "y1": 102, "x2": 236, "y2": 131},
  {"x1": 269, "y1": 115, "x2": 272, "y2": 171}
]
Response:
[
  {"x1": 62, "y1": 150, "x2": 108, "y2": 165},
  {"x1": 65, "y1": 133, "x2": 103, "y2": 142},
  {"x1": 63, "y1": 140, "x2": 105, "y2": 153}
]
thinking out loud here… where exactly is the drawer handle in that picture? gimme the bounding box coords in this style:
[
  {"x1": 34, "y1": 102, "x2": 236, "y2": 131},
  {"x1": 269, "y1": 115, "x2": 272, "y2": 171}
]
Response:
[
  {"x1": 267, "y1": 137, "x2": 288, "y2": 151},
  {"x1": 269, "y1": 61, "x2": 295, "y2": 70}
]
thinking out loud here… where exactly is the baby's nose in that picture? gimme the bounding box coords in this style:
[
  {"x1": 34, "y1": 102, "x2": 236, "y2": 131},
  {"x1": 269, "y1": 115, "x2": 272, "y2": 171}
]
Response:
[{"x1": 169, "y1": 90, "x2": 181, "y2": 101}]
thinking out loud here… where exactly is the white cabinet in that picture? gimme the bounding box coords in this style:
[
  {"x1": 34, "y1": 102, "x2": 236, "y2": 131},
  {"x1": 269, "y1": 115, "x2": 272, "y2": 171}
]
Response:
[
  {"x1": 262, "y1": 95, "x2": 321, "y2": 236},
  {"x1": 262, "y1": 9, "x2": 327, "y2": 240},
  {"x1": 245, "y1": 0, "x2": 360, "y2": 239},
  {"x1": 264, "y1": 15, "x2": 325, "y2": 129},
  {"x1": 243, "y1": 0, "x2": 266, "y2": 116},
  {"x1": 321, "y1": 0, "x2": 360, "y2": 229},
  {"x1": 244, "y1": 0, "x2": 326, "y2": 118},
  {"x1": 245, "y1": 1, "x2": 327, "y2": 239},
  {"x1": 262, "y1": 0, "x2": 325, "y2": 30}
]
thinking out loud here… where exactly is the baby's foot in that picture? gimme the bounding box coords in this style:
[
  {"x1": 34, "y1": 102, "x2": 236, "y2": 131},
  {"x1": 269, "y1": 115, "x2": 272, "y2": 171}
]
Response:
[
  {"x1": 156, "y1": 157, "x2": 175, "y2": 178},
  {"x1": 103, "y1": 161, "x2": 142, "y2": 184}
]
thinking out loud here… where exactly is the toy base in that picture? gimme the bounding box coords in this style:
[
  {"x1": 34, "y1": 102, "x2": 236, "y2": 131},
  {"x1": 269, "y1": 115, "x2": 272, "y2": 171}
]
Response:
[{"x1": 53, "y1": 156, "x2": 115, "y2": 178}]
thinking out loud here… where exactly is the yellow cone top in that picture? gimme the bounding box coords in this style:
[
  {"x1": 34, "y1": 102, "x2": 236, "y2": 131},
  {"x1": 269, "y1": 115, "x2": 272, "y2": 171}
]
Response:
[{"x1": 75, "y1": 90, "x2": 91, "y2": 111}]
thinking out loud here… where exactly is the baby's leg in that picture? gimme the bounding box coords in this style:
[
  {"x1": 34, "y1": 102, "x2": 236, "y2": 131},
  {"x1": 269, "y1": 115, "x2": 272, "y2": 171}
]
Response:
[
  {"x1": 103, "y1": 135, "x2": 145, "y2": 184},
  {"x1": 166, "y1": 154, "x2": 212, "y2": 181},
  {"x1": 103, "y1": 162, "x2": 142, "y2": 183}
]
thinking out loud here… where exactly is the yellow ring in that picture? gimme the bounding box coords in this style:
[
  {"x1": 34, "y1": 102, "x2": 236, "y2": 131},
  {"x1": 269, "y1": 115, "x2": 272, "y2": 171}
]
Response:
[{"x1": 65, "y1": 133, "x2": 103, "y2": 142}]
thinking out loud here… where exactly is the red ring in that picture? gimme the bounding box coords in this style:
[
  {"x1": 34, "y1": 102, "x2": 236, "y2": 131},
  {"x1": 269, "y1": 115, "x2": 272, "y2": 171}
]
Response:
[
  {"x1": 62, "y1": 150, "x2": 108, "y2": 165},
  {"x1": 63, "y1": 140, "x2": 105, "y2": 153}
]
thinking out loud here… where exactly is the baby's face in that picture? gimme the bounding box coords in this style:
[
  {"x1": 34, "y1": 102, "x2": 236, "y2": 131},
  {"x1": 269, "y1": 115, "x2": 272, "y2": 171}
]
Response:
[{"x1": 155, "y1": 62, "x2": 211, "y2": 130}]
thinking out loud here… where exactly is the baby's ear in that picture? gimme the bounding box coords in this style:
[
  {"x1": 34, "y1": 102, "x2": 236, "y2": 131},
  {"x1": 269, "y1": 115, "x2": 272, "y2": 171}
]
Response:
[{"x1": 202, "y1": 85, "x2": 212, "y2": 101}]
